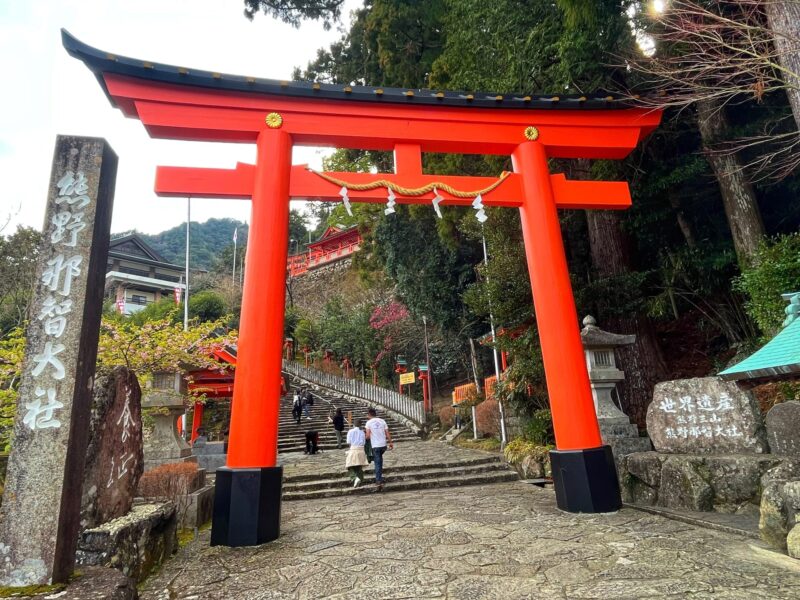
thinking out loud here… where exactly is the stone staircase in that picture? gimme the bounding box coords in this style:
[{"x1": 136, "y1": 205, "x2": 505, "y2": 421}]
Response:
[
  {"x1": 278, "y1": 386, "x2": 418, "y2": 454},
  {"x1": 283, "y1": 454, "x2": 517, "y2": 500},
  {"x1": 279, "y1": 383, "x2": 519, "y2": 500}
]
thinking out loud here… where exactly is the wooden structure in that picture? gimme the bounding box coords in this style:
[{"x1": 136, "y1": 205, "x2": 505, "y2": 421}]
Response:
[{"x1": 287, "y1": 225, "x2": 361, "y2": 276}]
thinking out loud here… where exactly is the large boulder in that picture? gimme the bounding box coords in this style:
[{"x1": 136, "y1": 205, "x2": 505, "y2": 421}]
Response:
[
  {"x1": 759, "y1": 460, "x2": 800, "y2": 551},
  {"x1": 647, "y1": 377, "x2": 768, "y2": 454},
  {"x1": 788, "y1": 524, "x2": 800, "y2": 560},
  {"x1": 766, "y1": 401, "x2": 800, "y2": 456},
  {"x1": 81, "y1": 367, "x2": 144, "y2": 530}
]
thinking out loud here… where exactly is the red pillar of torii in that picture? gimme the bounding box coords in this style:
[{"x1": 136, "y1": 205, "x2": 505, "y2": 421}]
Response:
[{"x1": 64, "y1": 30, "x2": 661, "y2": 546}]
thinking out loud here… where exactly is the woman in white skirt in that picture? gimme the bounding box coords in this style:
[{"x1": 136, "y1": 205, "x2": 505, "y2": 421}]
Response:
[{"x1": 345, "y1": 419, "x2": 368, "y2": 487}]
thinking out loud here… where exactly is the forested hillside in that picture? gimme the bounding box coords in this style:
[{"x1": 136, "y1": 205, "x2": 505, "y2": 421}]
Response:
[
  {"x1": 266, "y1": 0, "x2": 800, "y2": 425},
  {"x1": 144, "y1": 218, "x2": 247, "y2": 270}
]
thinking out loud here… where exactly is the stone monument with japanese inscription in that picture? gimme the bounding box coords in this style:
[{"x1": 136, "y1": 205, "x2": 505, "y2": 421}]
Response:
[
  {"x1": 0, "y1": 136, "x2": 117, "y2": 586},
  {"x1": 646, "y1": 376, "x2": 768, "y2": 454},
  {"x1": 81, "y1": 366, "x2": 144, "y2": 529},
  {"x1": 766, "y1": 401, "x2": 800, "y2": 456}
]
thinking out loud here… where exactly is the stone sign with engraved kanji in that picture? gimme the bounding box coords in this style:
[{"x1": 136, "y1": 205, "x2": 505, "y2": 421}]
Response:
[
  {"x1": 0, "y1": 136, "x2": 117, "y2": 586},
  {"x1": 80, "y1": 366, "x2": 143, "y2": 530},
  {"x1": 646, "y1": 377, "x2": 768, "y2": 454}
]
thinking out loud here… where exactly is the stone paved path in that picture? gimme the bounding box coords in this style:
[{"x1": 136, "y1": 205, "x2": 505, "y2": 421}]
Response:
[
  {"x1": 141, "y1": 481, "x2": 800, "y2": 599},
  {"x1": 277, "y1": 439, "x2": 500, "y2": 480}
]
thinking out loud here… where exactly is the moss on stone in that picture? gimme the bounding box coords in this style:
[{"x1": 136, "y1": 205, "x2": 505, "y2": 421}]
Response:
[
  {"x1": 177, "y1": 528, "x2": 196, "y2": 548},
  {"x1": 0, "y1": 583, "x2": 66, "y2": 597}
]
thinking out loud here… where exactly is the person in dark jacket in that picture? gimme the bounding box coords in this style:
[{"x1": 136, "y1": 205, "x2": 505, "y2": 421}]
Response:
[
  {"x1": 331, "y1": 408, "x2": 346, "y2": 449},
  {"x1": 304, "y1": 430, "x2": 320, "y2": 454},
  {"x1": 292, "y1": 390, "x2": 302, "y2": 424},
  {"x1": 303, "y1": 389, "x2": 314, "y2": 419}
]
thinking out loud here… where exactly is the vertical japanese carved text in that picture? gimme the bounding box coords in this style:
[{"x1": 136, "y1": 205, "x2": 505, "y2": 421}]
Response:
[{"x1": 0, "y1": 136, "x2": 117, "y2": 587}]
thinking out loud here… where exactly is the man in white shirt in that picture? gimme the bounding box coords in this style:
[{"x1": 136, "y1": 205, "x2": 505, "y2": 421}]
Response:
[{"x1": 365, "y1": 407, "x2": 393, "y2": 492}]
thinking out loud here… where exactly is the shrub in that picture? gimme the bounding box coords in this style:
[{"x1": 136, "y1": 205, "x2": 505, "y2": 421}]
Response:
[
  {"x1": 138, "y1": 462, "x2": 201, "y2": 499},
  {"x1": 475, "y1": 399, "x2": 501, "y2": 437},
  {"x1": 503, "y1": 438, "x2": 552, "y2": 465},
  {"x1": 439, "y1": 405, "x2": 455, "y2": 429},
  {"x1": 735, "y1": 233, "x2": 800, "y2": 336},
  {"x1": 189, "y1": 290, "x2": 226, "y2": 323},
  {"x1": 503, "y1": 438, "x2": 553, "y2": 478},
  {"x1": 138, "y1": 462, "x2": 201, "y2": 527},
  {"x1": 523, "y1": 409, "x2": 554, "y2": 446}
]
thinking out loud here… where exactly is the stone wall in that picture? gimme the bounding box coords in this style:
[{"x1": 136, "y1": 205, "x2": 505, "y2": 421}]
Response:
[
  {"x1": 77, "y1": 501, "x2": 177, "y2": 584},
  {"x1": 622, "y1": 451, "x2": 786, "y2": 513},
  {"x1": 288, "y1": 258, "x2": 355, "y2": 317}
]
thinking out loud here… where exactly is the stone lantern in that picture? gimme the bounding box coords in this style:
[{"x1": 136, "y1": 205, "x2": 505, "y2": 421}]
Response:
[
  {"x1": 580, "y1": 315, "x2": 651, "y2": 458},
  {"x1": 141, "y1": 371, "x2": 196, "y2": 470}
]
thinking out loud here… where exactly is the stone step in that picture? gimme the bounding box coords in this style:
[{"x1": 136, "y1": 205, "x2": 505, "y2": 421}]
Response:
[
  {"x1": 282, "y1": 470, "x2": 519, "y2": 501},
  {"x1": 283, "y1": 455, "x2": 504, "y2": 483},
  {"x1": 278, "y1": 426, "x2": 415, "y2": 437},
  {"x1": 284, "y1": 462, "x2": 513, "y2": 492},
  {"x1": 278, "y1": 430, "x2": 419, "y2": 446},
  {"x1": 277, "y1": 438, "x2": 419, "y2": 453}
]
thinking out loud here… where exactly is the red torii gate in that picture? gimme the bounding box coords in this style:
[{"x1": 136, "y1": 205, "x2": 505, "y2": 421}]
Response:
[{"x1": 64, "y1": 30, "x2": 661, "y2": 547}]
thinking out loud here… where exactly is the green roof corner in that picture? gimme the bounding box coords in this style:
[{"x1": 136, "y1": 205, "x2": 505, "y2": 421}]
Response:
[{"x1": 719, "y1": 292, "x2": 800, "y2": 383}]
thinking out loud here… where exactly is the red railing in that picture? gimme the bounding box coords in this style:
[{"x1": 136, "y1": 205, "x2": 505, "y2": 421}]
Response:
[
  {"x1": 287, "y1": 242, "x2": 361, "y2": 277},
  {"x1": 484, "y1": 375, "x2": 498, "y2": 400},
  {"x1": 452, "y1": 382, "x2": 477, "y2": 405}
]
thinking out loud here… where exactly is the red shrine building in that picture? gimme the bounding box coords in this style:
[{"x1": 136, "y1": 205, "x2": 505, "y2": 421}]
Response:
[{"x1": 287, "y1": 225, "x2": 361, "y2": 277}]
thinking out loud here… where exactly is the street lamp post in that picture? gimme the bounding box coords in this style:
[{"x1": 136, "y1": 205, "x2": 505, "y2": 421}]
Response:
[{"x1": 482, "y1": 232, "x2": 507, "y2": 449}]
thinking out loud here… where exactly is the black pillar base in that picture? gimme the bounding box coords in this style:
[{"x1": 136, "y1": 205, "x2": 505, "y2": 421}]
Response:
[
  {"x1": 550, "y1": 445, "x2": 621, "y2": 513},
  {"x1": 210, "y1": 466, "x2": 282, "y2": 547}
]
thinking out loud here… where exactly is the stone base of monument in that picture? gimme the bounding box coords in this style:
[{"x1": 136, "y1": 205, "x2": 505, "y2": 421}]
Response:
[
  {"x1": 211, "y1": 466, "x2": 282, "y2": 547},
  {"x1": 76, "y1": 501, "x2": 177, "y2": 584},
  {"x1": 621, "y1": 451, "x2": 787, "y2": 512},
  {"x1": 192, "y1": 441, "x2": 227, "y2": 473},
  {"x1": 550, "y1": 445, "x2": 622, "y2": 513},
  {"x1": 599, "y1": 417, "x2": 652, "y2": 465}
]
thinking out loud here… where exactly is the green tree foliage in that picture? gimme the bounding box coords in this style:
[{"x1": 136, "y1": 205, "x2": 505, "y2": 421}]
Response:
[
  {"x1": 189, "y1": 290, "x2": 227, "y2": 322},
  {"x1": 318, "y1": 298, "x2": 380, "y2": 372},
  {"x1": 243, "y1": 0, "x2": 344, "y2": 29},
  {"x1": 0, "y1": 226, "x2": 42, "y2": 334},
  {"x1": 277, "y1": 0, "x2": 800, "y2": 412},
  {"x1": 0, "y1": 327, "x2": 24, "y2": 451},
  {"x1": 127, "y1": 297, "x2": 182, "y2": 326},
  {"x1": 294, "y1": 316, "x2": 322, "y2": 349},
  {"x1": 374, "y1": 207, "x2": 481, "y2": 333},
  {"x1": 736, "y1": 233, "x2": 800, "y2": 336},
  {"x1": 296, "y1": 1, "x2": 445, "y2": 88},
  {"x1": 0, "y1": 315, "x2": 236, "y2": 451}
]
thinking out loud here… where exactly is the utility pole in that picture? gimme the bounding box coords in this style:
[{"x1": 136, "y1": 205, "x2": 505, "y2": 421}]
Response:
[
  {"x1": 184, "y1": 197, "x2": 191, "y2": 332},
  {"x1": 232, "y1": 226, "x2": 238, "y2": 285}
]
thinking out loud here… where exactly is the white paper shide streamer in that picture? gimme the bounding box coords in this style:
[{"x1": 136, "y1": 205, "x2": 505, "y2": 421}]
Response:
[
  {"x1": 339, "y1": 186, "x2": 353, "y2": 216},
  {"x1": 472, "y1": 194, "x2": 487, "y2": 223},
  {"x1": 432, "y1": 187, "x2": 444, "y2": 219},
  {"x1": 385, "y1": 187, "x2": 397, "y2": 215}
]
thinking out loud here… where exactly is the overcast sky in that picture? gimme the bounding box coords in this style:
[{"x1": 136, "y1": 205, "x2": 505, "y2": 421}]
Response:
[{"x1": 0, "y1": 0, "x2": 359, "y2": 235}]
